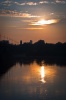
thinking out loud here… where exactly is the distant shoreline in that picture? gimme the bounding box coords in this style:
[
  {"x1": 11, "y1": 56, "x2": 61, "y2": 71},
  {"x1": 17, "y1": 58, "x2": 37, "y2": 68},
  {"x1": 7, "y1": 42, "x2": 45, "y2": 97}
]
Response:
[{"x1": 0, "y1": 40, "x2": 66, "y2": 58}]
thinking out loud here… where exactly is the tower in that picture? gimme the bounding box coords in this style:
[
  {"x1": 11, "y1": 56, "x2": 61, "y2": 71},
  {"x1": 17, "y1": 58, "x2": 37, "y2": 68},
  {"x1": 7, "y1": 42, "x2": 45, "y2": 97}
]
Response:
[
  {"x1": 30, "y1": 40, "x2": 32, "y2": 44},
  {"x1": 20, "y1": 40, "x2": 22, "y2": 45}
]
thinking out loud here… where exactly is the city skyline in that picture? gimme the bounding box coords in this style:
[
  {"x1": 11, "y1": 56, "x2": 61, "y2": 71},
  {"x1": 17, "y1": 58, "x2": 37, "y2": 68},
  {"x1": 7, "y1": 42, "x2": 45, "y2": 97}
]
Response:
[{"x1": 0, "y1": 0, "x2": 66, "y2": 43}]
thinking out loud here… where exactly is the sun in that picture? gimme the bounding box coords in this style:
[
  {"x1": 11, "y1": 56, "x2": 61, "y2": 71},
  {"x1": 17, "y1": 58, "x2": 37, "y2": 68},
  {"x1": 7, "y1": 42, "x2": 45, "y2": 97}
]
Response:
[
  {"x1": 32, "y1": 19, "x2": 47, "y2": 25},
  {"x1": 31, "y1": 19, "x2": 58, "y2": 26},
  {"x1": 37, "y1": 19, "x2": 47, "y2": 25}
]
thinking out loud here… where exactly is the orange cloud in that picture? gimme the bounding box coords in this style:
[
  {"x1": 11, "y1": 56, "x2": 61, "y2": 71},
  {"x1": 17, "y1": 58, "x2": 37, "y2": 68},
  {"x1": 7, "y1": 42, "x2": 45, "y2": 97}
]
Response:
[
  {"x1": 17, "y1": 28, "x2": 43, "y2": 30},
  {"x1": 0, "y1": 10, "x2": 40, "y2": 18}
]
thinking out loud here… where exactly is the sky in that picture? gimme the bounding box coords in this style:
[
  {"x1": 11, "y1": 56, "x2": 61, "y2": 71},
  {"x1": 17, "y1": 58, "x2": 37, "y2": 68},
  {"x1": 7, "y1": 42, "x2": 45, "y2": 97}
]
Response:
[{"x1": 0, "y1": 0, "x2": 66, "y2": 44}]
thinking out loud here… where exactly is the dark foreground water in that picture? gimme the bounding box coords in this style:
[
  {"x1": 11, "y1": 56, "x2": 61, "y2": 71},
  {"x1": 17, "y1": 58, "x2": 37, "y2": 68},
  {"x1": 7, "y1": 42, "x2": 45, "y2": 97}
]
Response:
[{"x1": 0, "y1": 59, "x2": 66, "y2": 100}]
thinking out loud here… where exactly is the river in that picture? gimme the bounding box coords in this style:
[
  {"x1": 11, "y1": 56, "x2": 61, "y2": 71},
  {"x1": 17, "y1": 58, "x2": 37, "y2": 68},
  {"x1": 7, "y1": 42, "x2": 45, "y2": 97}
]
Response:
[{"x1": 0, "y1": 59, "x2": 66, "y2": 100}]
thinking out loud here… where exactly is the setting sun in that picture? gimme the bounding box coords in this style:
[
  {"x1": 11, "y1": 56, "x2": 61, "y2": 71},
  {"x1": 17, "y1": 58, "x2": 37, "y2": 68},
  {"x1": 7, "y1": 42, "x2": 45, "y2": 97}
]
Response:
[
  {"x1": 35, "y1": 19, "x2": 47, "y2": 25},
  {"x1": 31, "y1": 19, "x2": 58, "y2": 26}
]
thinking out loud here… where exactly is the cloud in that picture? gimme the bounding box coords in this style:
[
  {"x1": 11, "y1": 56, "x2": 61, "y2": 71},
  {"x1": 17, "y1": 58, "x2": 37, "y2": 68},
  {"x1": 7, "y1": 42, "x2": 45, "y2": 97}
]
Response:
[
  {"x1": 39, "y1": 1, "x2": 49, "y2": 4},
  {"x1": 18, "y1": 13, "x2": 40, "y2": 18},
  {"x1": 0, "y1": 0, "x2": 66, "y2": 7},
  {"x1": 22, "y1": 19, "x2": 35, "y2": 23},
  {"x1": 30, "y1": 19, "x2": 59, "y2": 26},
  {"x1": 1, "y1": 0, "x2": 12, "y2": 6},
  {"x1": 0, "y1": 10, "x2": 40, "y2": 18},
  {"x1": 14, "y1": 1, "x2": 49, "y2": 6},
  {"x1": 26, "y1": 2, "x2": 37, "y2": 5},
  {"x1": 14, "y1": 1, "x2": 37, "y2": 6},
  {"x1": 1, "y1": 0, "x2": 12, "y2": 4},
  {"x1": 55, "y1": 0, "x2": 66, "y2": 4},
  {"x1": 17, "y1": 28, "x2": 43, "y2": 30},
  {"x1": 39, "y1": 0, "x2": 66, "y2": 4},
  {"x1": 2, "y1": 25, "x2": 43, "y2": 30},
  {"x1": 14, "y1": 2, "x2": 25, "y2": 5}
]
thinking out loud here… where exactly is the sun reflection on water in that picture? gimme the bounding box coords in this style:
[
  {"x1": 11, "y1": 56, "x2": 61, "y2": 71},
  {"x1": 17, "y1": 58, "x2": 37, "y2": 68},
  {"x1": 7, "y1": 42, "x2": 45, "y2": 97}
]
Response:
[{"x1": 40, "y1": 66, "x2": 46, "y2": 83}]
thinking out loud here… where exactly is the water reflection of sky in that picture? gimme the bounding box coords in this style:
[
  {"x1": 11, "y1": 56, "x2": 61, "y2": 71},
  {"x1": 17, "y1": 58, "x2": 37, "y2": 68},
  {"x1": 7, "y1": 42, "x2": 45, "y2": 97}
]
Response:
[{"x1": 0, "y1": 61, "x2": 66, "y2": 100}]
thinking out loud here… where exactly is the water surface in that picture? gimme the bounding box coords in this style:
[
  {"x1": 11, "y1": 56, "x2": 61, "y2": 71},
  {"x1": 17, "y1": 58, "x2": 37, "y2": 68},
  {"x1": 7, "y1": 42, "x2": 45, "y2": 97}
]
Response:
[{"x1": 0, "y1": 60, "x2": 66, "y2": 100}]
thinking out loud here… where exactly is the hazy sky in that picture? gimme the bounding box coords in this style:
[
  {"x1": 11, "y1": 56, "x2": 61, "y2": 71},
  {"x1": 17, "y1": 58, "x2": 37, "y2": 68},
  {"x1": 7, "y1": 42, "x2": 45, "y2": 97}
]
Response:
[{"x1": 0, "y1": 0, "x2": 66, "y2": 44}]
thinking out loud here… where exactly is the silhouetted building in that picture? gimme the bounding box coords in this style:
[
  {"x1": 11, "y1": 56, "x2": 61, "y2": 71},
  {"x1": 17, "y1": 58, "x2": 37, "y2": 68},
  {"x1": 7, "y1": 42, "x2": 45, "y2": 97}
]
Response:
[
  {"x1": 35, "y1": 40, "x2": 45, "y2": 45},
  {"x1": 29, "y1": 40, "x2": 32, "y2": 44},
  {"x1": 0, "y1": 40, "x2": 9, "y2": 45},
  {"x1": 20, "y1": 40, "x2": 22, "y2": 45}
]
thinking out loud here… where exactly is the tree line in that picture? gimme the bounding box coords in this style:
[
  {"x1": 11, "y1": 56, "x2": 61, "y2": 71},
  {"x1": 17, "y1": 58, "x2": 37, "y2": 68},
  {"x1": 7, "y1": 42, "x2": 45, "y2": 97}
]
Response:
[{"x1": 0, "y1": 40, "x2": 66, "y2": 57}]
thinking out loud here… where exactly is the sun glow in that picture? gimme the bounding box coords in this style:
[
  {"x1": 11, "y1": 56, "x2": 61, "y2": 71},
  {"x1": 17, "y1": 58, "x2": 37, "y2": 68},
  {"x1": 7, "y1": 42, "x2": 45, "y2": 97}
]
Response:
[{"x1": 31, "y1": 19, "x2": 59, "y2": 26}]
